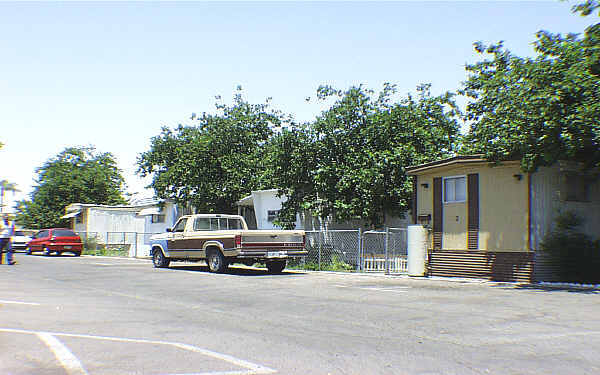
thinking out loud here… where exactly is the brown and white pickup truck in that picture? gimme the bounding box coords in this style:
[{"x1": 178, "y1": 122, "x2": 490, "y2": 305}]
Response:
[{"x1": 150, "y1": 214, "x2": 307, "y2": 273}]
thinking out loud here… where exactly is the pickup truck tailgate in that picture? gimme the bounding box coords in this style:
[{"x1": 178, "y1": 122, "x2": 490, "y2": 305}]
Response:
[{"x1": 239, "y1": 231, "x2": 306, "y2": 253}]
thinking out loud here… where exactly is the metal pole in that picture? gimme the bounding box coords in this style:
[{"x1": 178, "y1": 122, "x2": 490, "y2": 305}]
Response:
[{"x1": 385, "y1": 227, "x2": 390, "y2": 275}]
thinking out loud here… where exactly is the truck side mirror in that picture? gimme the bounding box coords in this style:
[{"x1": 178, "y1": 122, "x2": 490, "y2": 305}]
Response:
[{"x1": 166, "y1": 227, "x2": 172, "y2": 232}]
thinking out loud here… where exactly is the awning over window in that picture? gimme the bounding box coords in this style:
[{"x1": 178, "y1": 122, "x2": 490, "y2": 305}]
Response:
[
  {"x1": 61, "y1": 211, "x2": 81, "y2": 219},
  {"x1": 137, "y1": 207, "x2": 161, "y2": 216}
]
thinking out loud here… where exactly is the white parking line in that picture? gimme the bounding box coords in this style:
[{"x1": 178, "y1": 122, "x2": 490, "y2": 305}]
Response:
[
  {"x1": 333, "y1": 285, "x2": 409, "y2": 293},
  {"x1": 357, "y1": 286, "x2": 409, "y2": 293},
  {"x1": 37, "y1": 332, "x2": 89, "y2": 375},
  {"x1": 0, "y1": 299, "x2": 41, "y2": 306},
  {"x1": 0, "y1": 328, "x2": 276, "y2": 375}
]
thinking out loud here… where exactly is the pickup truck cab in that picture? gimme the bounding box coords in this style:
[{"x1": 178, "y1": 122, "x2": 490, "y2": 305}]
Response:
[{"x1": 150, "y1": 214, "x2": 306, "y2": 273}]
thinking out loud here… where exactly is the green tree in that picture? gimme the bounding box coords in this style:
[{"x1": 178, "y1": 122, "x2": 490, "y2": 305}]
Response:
[
  {"x1": 572, "y1": 0, "x2": 600, "y2": 16},
  {"x1": 461, "y1": 12, "x2": 600, "y2": 172},
  {"x1": 138, "y1": 90, "x2": 285, "y2": 213},
  {"x1": 262, "y1": 123, "x2": 319, "y2": 228},
  {"x1": 269, "y1": 84, "x2": 461, "y2": 228},
  {"x1": 16, "y1": 147, "x2": 127, "y2": 229}
]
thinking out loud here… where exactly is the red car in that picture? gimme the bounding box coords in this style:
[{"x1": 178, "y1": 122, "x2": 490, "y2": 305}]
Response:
[{"x1": 26, "y1": 228, "x2": 83, "y2": 256}]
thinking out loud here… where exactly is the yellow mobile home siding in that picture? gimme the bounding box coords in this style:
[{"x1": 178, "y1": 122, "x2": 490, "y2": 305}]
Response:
[{"x1": 414, "y1": 162, "x2": 529, "y2": 252}]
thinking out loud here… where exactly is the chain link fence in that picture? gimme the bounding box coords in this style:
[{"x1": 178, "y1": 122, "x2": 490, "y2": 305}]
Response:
[
  {"x1": 288, "y1": 230, "x2": 361, "y2": 271},
  {"x1": 288, "y1": 228, "x2": 408, "y2": 274},
  {"x1": 77, "y1": 231, "x2": 160, "y2": 257},
  {"x1": 76, "y1": 228, "x2": 409, "y2": 274}
]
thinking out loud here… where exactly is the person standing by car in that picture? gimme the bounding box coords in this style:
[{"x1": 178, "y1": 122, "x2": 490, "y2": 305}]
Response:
[{"x1": 0, "y1": 215, "x2": 16, "y2": 265}]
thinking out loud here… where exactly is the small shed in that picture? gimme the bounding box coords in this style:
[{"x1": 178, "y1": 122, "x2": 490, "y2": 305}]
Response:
[{"x1": 406, "y1": 155, "x2": 600, "y2": 282}]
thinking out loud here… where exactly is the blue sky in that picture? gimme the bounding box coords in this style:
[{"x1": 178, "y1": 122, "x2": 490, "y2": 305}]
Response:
[{"x1": 0, "y1": 1, "x2": 594, "y2": 213}]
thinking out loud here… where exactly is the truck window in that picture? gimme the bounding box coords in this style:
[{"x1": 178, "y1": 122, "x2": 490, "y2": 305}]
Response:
[
  {"x1": 173, "y1": 218, "x2": 187, "y2": 232},
  {"x1": 209, "y1": 218, "x2": 219, "y2": 230},
  {"x1": 228, "y1": 219, "x2": 242, "y2": 229},
  {"x1": 194, "y1": 218, "x2": 210, "y2": 231},
  {"x1": 217, "y1": 218, "x2": 228, "y2": 230}
]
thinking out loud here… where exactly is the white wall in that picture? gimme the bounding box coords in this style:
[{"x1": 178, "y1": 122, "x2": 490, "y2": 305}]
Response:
[
  {"x1": 252, "y1": 190, "x2": 303, "y2": 230},
  {"x1": 142, "y1": 202, "x2": 179, "y2": 234},
  {"x1": 88, "y1": 208, "x2": 145, "y2": 234}
]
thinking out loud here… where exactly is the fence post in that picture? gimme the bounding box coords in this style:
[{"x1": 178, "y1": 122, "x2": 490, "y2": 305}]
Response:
[
  {"x1": 385, "y1": 227, "x2": 390, "y2": 275},
  {"x1": 318, "y1": 232, "x2": 322, "y2": 271},
  {"x1": 357, "y1": 228, "x2": 362, "y2": 272}
]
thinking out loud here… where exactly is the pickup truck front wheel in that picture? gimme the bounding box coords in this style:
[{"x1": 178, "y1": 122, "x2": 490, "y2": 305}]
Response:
[
  {"x1": 207, "y1": 248, "x2": 228, "y2": 273},
  {"x1": 153, "y1": 248, "x2": 170, "y2": 268},
  {"x1": 266, "y1": 260, "x2": 286, "y2": 274}
]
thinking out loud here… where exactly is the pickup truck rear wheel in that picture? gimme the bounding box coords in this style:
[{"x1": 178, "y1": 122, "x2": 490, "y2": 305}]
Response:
[
  {"x1": 266, "y1": 260, "x2": 286, "y2": 274},
  {"x1": 207, "y1": 248, "x2": 228, "y2": 273},
  {"x1": 153, "y1": 248, "x2": 170, "y2": 268}
]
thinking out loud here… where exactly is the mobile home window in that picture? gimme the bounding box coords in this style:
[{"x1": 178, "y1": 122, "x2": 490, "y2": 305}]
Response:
[
  {"x1": 267, "y1": 210, "x2": 280, "y2": 222},
  {"x1": 565, "y1": 173, "x2": 589, "y2": 202},
  {"x1": 75, "y1": 213, "x2": 83, "y2": 224},
  {"x1": 444, "y1": 176, "x2": 466, "y2": 203},
  {"x1": 151, "y1": 214, "x2": 165, "y2": 223}
]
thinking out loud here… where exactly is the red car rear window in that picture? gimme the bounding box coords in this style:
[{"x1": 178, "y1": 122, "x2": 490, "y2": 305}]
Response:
[{"x1": 52, "y1": 230, "x2": 78, "y2": 237}]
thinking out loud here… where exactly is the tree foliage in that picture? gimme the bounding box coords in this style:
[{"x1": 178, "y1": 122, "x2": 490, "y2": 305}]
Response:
[
  {"x1": 138, "y1": 90, "x2": 284, "y2": 213},
  {"x1": 572, "y1": 0, "x2": 600, "y2": 16},
  {"x1": 16, "y1": 147, "x2": 127, "y2": 229},
  {"x1": 461, "y1": 13, "x2": 600, "y2": 172},
  {"x1": 270, "y1": 84, "x2": 461, "y2": 228}
]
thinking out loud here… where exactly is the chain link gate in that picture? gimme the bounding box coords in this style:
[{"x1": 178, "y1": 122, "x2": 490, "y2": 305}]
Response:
[{"x1": 362, "y1": 228, "x2": 408, "y2": 274}]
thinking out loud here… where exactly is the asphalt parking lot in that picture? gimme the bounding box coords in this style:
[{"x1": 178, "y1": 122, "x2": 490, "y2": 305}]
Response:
[{"x1": 1, "y1": 253, "x2": 599, "y2": 375}]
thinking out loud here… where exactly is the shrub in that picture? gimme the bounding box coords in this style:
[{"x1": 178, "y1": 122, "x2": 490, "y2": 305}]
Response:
[
  {"x1": 540, "y1": 212, "x2": 600, "y2": 284},
  {"x1": 288, "y1": 255, "x2": 354, "y2": 272}
]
